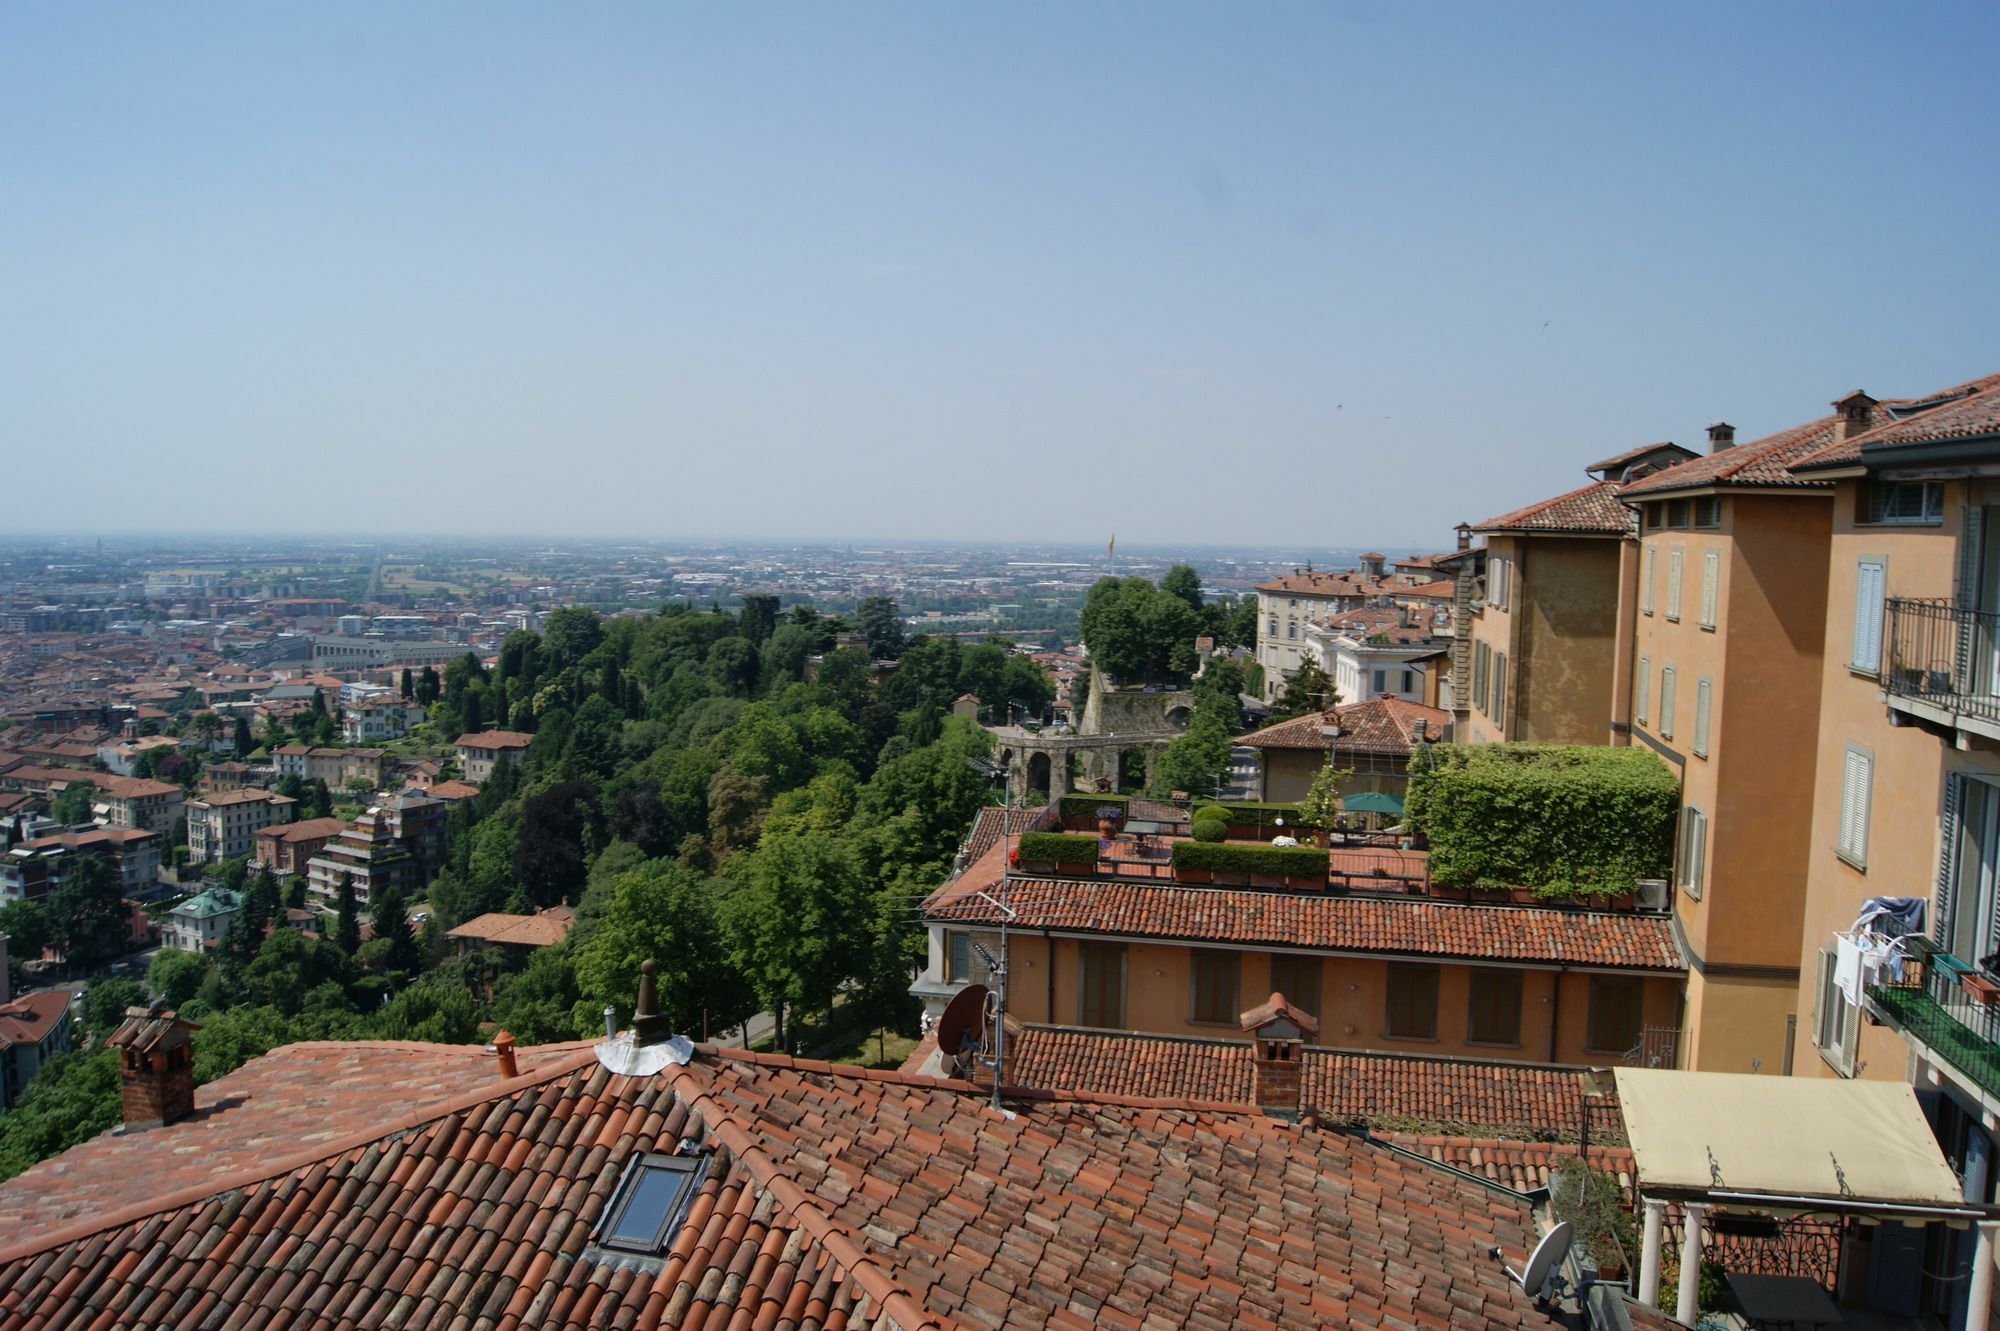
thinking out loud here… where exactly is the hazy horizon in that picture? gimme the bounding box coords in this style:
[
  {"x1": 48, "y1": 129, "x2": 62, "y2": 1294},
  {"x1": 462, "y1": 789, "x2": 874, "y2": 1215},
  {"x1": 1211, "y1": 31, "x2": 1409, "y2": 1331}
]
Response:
[{"x1": 7, "y1": 3, "x2": 1996, "y2": 545}]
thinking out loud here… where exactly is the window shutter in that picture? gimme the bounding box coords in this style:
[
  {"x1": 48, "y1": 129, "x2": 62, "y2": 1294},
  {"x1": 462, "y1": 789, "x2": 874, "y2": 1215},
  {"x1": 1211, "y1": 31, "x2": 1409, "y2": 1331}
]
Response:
[
  {"x1": 1694, "y1": 677, "x2": 1711, "y2": 757},
  {"x1": 1636, "y1": 655, "x2": 1650, "y2": 725},
  {"x1": 1851, "y1": 561, "x2": 1885, "y2": 672},
  {"x1": 1700, "y1": 551, "x2": 1718, "y2": 627},
  {"x1": 1667, "y1": 550, "x2": 1683, "y2": 620},
  {"x1": 1660, "y1": 665, "x2": 1676, "y2": 737},
  {"x1": 1936, "y1": 773, "x2": 1963, "y2": 947},
  {"x1": 1642, "y1": 546, "x2": 1656, "y2": 614},
  {"x1": 1810, "y1": 947, "x2": 1828, "y2": 1046},
  {"x1": 1840, "y1": 749, "x2": 1871, "y2": 864}
]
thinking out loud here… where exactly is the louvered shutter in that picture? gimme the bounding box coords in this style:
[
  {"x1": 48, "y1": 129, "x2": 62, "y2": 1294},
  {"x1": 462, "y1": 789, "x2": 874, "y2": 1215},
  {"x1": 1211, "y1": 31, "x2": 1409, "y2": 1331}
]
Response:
[
  {"x1": 1936, "y1": 772, "x2": 1963, "y2": 947},
  {"x1": 1700, "y1": 551, "x2": 1719, "y2": 628},
  {"x1": 1851, "y1": 561, "x2": 1885, "y2": 673},
  {"x1": 1957, "y1": 509, "x2": 1982, "y2": 689},
  {"x1": 1642, "y1": 546, "x2": 1656, "y2": 614},
  {"x1": 1667, "y1": 550, "x2": 1683, "y2": 620},
  {"x1": 1840, "y1": 749, "x2": 1871, "y2": 865},
  {"x1": 1660, "y1": 665, "x2": 1676, "y2": 737},
  {"x1": 1810, "y1": 947, "x2": 1827, "y2": 1046},
  {"x1": 1636, "y1": 656, "x2": 1650, "y2": 725}
]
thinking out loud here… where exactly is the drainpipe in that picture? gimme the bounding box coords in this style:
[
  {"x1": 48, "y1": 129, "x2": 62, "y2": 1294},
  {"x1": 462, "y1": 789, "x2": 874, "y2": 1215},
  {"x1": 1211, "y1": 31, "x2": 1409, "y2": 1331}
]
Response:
[
  {"x1": 1044, "y1": 929, "x2": 1056, "y2": 1021},
  {"x1": 1609, "y1": 535, "x2": 1640, "y2": 746},
  {"x1": 1548, "y1": 965, "x2": 1566, "y2": 1062}
]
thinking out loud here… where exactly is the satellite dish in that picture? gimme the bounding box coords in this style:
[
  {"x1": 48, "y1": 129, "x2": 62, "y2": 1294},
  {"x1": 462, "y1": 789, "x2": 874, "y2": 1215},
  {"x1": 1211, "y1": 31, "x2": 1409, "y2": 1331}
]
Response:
[
  {"x1": 1508, "y1": 1222, "x2": 1573, "y2": 1300},
  {"x1": 935, "y1": 984, "x2": 990, "y2": 1076}
]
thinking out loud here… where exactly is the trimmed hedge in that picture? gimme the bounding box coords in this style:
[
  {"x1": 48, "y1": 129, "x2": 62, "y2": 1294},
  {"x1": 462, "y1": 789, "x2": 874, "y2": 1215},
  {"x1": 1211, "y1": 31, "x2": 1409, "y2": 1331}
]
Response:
[
  {"x1": 1171, "y1": 841, "x2": 1330, "y2": 878},
  {"x1": 1016, "y1": 831, "x2": 1100, "y2": 866},
  {"x1": 1405, "y1": 744, "x2": 1676, "y2": 900},
  {"x1": 1189, "y1": 800, "x2": 1303, "y2": 829},
  {"x1": 1059, "y1": 793, "x2": 1129, "y2": 819},
  {"x1": 1190, "y1": 814, "x2": 1228, "y2": 843}
]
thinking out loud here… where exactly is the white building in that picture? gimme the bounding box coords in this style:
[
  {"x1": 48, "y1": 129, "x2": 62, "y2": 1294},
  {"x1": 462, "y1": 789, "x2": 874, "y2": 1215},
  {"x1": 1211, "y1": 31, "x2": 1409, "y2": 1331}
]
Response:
[{"x1": 185, "y1": 789, "x2": 296, "y2": 864}]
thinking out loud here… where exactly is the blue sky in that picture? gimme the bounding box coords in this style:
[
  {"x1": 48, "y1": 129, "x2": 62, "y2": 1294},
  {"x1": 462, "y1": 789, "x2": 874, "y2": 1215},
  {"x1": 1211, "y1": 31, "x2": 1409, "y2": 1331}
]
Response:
[{"x1": 4, "y1": 3, "x2": 1995, "y2": 549}]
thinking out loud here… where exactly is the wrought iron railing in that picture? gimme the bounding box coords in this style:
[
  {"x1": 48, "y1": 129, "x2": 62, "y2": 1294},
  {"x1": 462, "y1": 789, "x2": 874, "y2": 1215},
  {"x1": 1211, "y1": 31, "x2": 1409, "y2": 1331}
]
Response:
[
  {"x1": 1885, "y1": 597, "x2": 2000, "y2": 723},
  {"x1": 1870, "y1": 949, "x2": 2000, "y2": 1101}
]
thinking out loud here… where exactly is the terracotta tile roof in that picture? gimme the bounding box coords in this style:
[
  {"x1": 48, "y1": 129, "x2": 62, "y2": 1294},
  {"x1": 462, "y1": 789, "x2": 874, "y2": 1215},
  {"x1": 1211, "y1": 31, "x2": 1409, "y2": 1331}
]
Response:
[
  {"x1": 1237, "y1": 695, "x2": 1449, "y2": 754},
  {"x1": 446, "y1": 906, "x2": 576, "y2": 947},
  {"x1": 0, "y1": 1041, "x2": 1574, "y2": 1330},
  {"x1": 0, "y1": 991, "x2": 70, "y2": 1052},
  {"x1": 188, "y1": 788, "x2": 293, "y2": 808},
  {"x1": 1254, "y1": 568, "x2": 1392, "y2": 598},
  {"x1": 1621, "y1": 410, "x2": 1856, "y2": 496},
  {"x1": 1382, "y1": 1135, "x2": 1635, "y2": 1194},
  {"x1": 1319, "y1": 605, "x2": 1446, "y2": 644},
  {"x1": 1474, "y1": 480, "x2": 1635, "y2": 535},
  {"x1": 0, "y1": 1038, "x2": 595, "y2": 1247},
  {"x1": 1790, "y1": 370, "x2": 2000, "y2": 470},
  {"x1": 995, "y1": 1026, "x2": 1612, "y2": 1140},
  {"x1": 1585, "y1": 441, "x2": 1691, "y2": 474},
  {"x1": 252, "y1": 814, "x2": 349, "y2": 844},
  {"x1": 454, "y1": 728, "x2": 536, "y2": 751},
  {"x1": 426, "y1": 778, "x2": 483, "y2": 799},
  {"x1": 927, "y1": 872, "x2": 1683, "y2": 970},
  {"x1": 957, "y1": 804, "x2": 1039, "y2": 868}
]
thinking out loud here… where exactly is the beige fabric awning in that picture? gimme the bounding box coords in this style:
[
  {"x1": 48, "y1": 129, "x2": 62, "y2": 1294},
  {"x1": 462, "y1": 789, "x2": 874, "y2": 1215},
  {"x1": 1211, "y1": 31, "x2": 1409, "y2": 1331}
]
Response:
[{"x1": 1614, "y1": 1067, "x2": 1971, "y2": 1210}]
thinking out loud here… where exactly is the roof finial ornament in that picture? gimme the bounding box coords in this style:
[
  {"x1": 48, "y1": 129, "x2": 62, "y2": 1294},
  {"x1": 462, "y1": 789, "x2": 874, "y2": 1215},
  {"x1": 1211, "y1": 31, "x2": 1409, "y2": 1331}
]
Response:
[{"x1": 633, "y1": 959, "x2": 669, "y2": 1044}]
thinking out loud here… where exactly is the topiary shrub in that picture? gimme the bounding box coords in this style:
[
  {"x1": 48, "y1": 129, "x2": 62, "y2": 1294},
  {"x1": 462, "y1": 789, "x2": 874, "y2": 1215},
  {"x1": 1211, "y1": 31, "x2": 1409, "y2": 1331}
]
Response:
[
  {"x1": 1404, "y1": 744, "x2": 1676, "y2": 901},
  {"x1": 1190, "y1": 813, "x2": 1228, "y2": 843}
]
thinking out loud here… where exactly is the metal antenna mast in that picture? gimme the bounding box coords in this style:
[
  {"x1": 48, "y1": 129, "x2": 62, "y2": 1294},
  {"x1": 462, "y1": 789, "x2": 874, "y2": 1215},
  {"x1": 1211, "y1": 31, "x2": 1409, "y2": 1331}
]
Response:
[{"x1": 971, "y1": 782, "x2": 1018, "y2": 1112}]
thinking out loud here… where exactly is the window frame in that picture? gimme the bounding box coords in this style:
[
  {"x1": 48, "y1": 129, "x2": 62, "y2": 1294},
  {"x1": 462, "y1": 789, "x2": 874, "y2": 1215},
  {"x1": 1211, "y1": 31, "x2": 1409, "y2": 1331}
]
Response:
[
  {"x1": 1384, "y1": 962, "x2": 1440, "y2": 1041},
  {"x1": 1813, "y1": 945, "x2": 1860, "y2": 1076},
  {"x1": 595, "y1": 1153, "x2": 707, "y2": 1256},
  {"x1": 1268, "y1": 954, "x2": 1322, "y2": 1019},
  {"x1": 1857, "y1": 480, "x2": 1943, "y2": 526},
  {"x1": 1078, "y1": 941, "x2": 1128, "y2": 1029},
  {"x1": 1188, "y1": 948, "x2": 1242, "y2": 1026},
  {"x1": 1466, "y1": 968, "x2": 1524, "y2": 1047},
  {"x1": 1679, "y1": 806, "x2": 1707, "y2": 899}
]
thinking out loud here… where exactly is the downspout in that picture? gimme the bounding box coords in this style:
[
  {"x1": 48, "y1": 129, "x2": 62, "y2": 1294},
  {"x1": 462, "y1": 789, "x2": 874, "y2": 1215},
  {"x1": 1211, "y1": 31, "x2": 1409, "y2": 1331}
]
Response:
[
  {"x1": 1045, "y1": 929, "x2": 1056, "y2": 1022},
  {"x1": 1549, "y1": 964, "x2": 1566, "y2": 1063},
  {"x1": 1609, "y1": 532, "x2": 1641, "y2": 745}
]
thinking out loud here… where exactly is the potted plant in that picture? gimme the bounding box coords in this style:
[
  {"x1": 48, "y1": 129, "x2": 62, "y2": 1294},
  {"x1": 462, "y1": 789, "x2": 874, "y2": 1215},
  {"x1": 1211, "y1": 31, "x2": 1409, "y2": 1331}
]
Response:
[
  {"x1": 1095, "y1": 805, "x2": 1124, "y2": 836},
  {"x1": 1963, "y1": 970, "x2": 2000, "y2": 1005}
]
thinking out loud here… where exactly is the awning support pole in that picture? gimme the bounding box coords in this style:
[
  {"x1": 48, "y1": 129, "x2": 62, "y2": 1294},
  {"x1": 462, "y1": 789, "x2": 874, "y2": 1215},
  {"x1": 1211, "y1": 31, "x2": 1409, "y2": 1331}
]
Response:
[
  {"x1": 1969, "y1": 1220, "x2": 1999, "y2": 1331},
  {"x1": 1675, "y1": 1201, "x2": 1705, "y2": 1328},
  {"x1": 1638, "y1": 1198, "x2": 1665, "y2": 1308}
]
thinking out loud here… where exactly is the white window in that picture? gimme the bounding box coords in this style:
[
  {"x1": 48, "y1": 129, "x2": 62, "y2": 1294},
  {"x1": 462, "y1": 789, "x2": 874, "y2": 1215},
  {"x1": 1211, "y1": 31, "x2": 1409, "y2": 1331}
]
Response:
[
  {"x1": 1837, "y1": 744, "x2": 1873, "y2": 869},
  {"x1": 1642, "y1": 546, "x2": 1656, "y2": 615},
  {"x1": 1635, "y1": 655, "x2": 1651, "y2": 725},
  {"x1": 1813, "y1": 945, "x2": 1860, "y2": 1076},
  {"x1": 1850, "y1": 558, "x2": 1885, "y2": 674},
  {"x1": 1693, "y1": 677, "x2": 1712, "y2": 758},
  {"x1": 1666, "y1": 549, "x2": 1683, "y2": 622},
  {"x1": 1699, "y1": 550, "x2": 1718, "y2": 629},
  {"x1": 1679, "y1": 806, "x2": 1707, "y2": 899},
  {"x1": 1659, "y1": 665, "x2": 1676, "y2": 738}
]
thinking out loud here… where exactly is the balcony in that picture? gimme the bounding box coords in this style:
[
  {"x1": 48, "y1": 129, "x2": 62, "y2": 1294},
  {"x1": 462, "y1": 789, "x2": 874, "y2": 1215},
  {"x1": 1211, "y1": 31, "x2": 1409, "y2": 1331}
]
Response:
[
  {"x1": 1883, "y1": 597, "x2": 2000, "y2": 738},
  {"x1": 1868, "y1": 946, "x2": 2000, "y2": 1103}
]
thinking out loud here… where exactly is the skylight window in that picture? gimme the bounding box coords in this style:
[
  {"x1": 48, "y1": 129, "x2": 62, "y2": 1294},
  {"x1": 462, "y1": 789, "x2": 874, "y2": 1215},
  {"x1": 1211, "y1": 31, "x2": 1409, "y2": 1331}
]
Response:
[{"x1": 596, "y1": 1153, "x2": 706, "y2": 1255}]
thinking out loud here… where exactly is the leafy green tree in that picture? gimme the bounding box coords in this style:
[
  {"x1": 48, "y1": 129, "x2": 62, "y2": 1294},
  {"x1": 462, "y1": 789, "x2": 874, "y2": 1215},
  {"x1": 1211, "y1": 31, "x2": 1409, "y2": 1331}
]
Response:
[
  {"x1": 1161, "y1": 564, "x2": 1205, "y2": 613},
  {"x1": 232, "y1": 714, "x2": 255, "y2": 756},
  {"x1": 48, "y1": 855, "x2": 128, "y2": 966},
  {"x1": 738, "y1": 594, "x2": 780, "y2": 645},
  {"x1": 81, "y1": 977, "x2": 147, "y2": 1035},
  {"x1": 243, "y1": 929, "x2": 354, "y2": 1015},
  {"x1": 1299, "y1": 761, "x2": 1354, "y2": 844},
  {"x1": 856, "y1": 596, "x2": 906, "y2": 660},
  {"x1": 147, "y1": 948, "x2": 213, "y2": 1008},
  {"x1": 542, "y1": 607, "x2": 605, "y2": 670},
  {"x1": 572, "y1": 860, "x2": 748, "y2": 1039},
  {"x1": 513, "y1": 780, "x2": 600, "y2": 910},
  {"x1": 0, "y1": 1048, "x2": 121, "y2": 1183},
  {"x1": 491, "y1": 947, "x2": 587, "y2": 1043},
  {"x1": 334, "y1": 873, "x2": 361, "y2": 956},
  {"x1": 0, "y1": 899, "x2": 53, "y2": 963},
  {"x1": 416, "y1": 666, "x2": 442, "y2": 707},
  {"x1": 366, "y1": 877, "x2": 422, "y2": 978},
  {"x1": 50, "y1": 781, "x2": 95, "y2": 826},
  {"x1": 722, "y1": 823, "x2": 872, "y2": 1036},
  {"x1": 1268, "y1": 659, "x2": 1339, "y2": 722},
  {"x1": 373, "y1": 981, "x2": 481, "y2": 1043},
  {"x1": 1079, "y1": 575, "x2": 1203, "y2": 684}
]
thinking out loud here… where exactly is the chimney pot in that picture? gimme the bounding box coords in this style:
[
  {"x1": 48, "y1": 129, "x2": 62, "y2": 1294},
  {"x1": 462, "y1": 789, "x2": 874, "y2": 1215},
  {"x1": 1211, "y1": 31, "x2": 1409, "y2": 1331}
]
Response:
[
  {"x1": 1834, "y1": 391, "x2": 1877, "y2": 442},
  {"x1": 492, "y1": 1030, "x2": 519, "y2": 1080},
  {"x1": 1706, "y1": 422, "x2": 1735, "y2": 453},
  {"x1": 1455, "y1": 523, "x2": 1473, "y2": 552}
]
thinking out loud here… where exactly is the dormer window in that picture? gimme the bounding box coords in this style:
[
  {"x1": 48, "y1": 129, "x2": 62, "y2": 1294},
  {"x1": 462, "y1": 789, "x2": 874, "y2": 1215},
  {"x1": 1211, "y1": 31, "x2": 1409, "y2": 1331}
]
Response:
[{"x1": 596, "y1": 1153, "x2": 706, "y2": 1256}]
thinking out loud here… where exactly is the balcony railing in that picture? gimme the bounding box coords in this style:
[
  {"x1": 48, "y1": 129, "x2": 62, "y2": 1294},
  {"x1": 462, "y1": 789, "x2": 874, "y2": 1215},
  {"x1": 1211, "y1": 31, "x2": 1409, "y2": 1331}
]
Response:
[
  {"x1": 1869, "y1": 948, "x2": 2000, "y2": 1102},
  {"x1": 1884, "y1": 597, "x2": 2000, "y2": 724}
]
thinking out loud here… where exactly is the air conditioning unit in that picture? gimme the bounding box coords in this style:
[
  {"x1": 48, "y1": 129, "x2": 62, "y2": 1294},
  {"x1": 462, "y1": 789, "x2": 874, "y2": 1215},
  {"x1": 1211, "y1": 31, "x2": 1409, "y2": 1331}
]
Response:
[{"x1": 1634, "y1": 878, "x2": 1670, "y2": 913}]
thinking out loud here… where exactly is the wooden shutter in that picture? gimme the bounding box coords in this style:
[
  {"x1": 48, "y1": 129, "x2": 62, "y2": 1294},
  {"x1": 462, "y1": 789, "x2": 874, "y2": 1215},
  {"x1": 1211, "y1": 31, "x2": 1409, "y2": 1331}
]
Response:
[
  {"x1": 1636, "y1": 655, "x2": 1650, "y2": 724},
  {"x1": 1642, "y1": 546, "x2": 1656, "y2": 614},
  {"x1": 1841, "y1": 748, "x2": 1872, "y2": 864},
  {"x1": 1851, "y1": 560, "x2": 1885, "y2": 672},
  {"x1": 1667, "y1": 550, "x2": 1683, "y2": 620},
  {"x1": 1956, "y1": 509, "x2": 1982, "y2": 688},
  {"x1": 1700, "y1": 551, "x2": 1719, "y2": 628},
  {"x1": 1936, "y1": 773, "x2": 1962, "y2": 947},
  {"x1": 1694, "y1": 677, "x2": 1711, "y2": 756},
  {"x1": 1660, "y1": 666, "x2": 1676, "y2": 737}
]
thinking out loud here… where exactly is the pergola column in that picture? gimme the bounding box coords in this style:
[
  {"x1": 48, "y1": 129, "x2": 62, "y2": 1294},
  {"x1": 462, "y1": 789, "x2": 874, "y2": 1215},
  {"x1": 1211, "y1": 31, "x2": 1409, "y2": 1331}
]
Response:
[
  {"x1": 1675, "y1": 1202, "x2": 1705, "y2": 1328},
  {"x1": 1637, "y1": 1198, "x2": 1666, "y2": 1307},
  {"x1": 1969, "y1": 1220, "x2": 2000, "y2": 1331}
]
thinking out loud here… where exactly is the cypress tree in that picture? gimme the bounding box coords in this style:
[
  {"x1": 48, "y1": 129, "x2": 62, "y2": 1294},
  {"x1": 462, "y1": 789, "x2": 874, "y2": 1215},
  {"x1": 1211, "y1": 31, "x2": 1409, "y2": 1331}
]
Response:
[{"x1": 335, "y1": 872, "x2": 362, "y2": 956}]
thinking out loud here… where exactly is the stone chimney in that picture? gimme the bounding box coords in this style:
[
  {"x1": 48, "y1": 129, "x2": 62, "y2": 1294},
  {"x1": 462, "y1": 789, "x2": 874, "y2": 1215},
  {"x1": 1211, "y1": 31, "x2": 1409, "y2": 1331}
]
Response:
[
  {"x1": 1706, "y1": 422, "x2": 1735, "y2": 453},
  {"x1": 1359, "y1": 552, "x2": 1387, "y2": 580},
  {"x1": 1240, "y1": 992, "x2": 1320, "y2": 1119},
  {"x1": 1835, "y1": 391, "x2": 1877, "y2": 442},
  {"x1": 107, "y1": 1004, "x2": 200, "y2": 1129},
  {"x1": 1455, "y1": 523, "x2": 1472, "y2": 552}
]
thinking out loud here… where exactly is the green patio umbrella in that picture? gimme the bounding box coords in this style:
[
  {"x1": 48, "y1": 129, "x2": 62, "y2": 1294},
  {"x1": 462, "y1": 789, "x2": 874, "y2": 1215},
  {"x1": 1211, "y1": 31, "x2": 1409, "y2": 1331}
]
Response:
[{"x1": 1342, "y1": 790, "x2": 1404, "y2": 815}]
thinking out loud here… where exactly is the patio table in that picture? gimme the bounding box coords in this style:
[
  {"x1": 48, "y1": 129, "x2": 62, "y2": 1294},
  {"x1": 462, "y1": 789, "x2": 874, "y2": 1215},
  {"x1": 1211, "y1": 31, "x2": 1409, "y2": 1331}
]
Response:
[{"x1": 1725, "y1": 1272, "x2": 1842, "y2": 1329}]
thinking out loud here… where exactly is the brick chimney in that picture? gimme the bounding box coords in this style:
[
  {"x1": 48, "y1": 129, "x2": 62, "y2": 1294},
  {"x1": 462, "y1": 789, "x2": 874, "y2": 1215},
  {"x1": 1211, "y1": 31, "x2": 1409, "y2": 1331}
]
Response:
[
  {"x1": 1240, "y1": 992, "x2": 1320, "y2": 1119},
  {"x1": 107, "y1": 1004, "x2": 199, "y2": 1129},
  {"x1": 1706, "y1": 421, "x2": 1735, "y2": 453},
  {"x1": 1834, "y1": 391, "x2": 1877, "y2": 442},
  {"x1": 1455, "y1": 523, "x2": 1472, "y2": 552}
]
